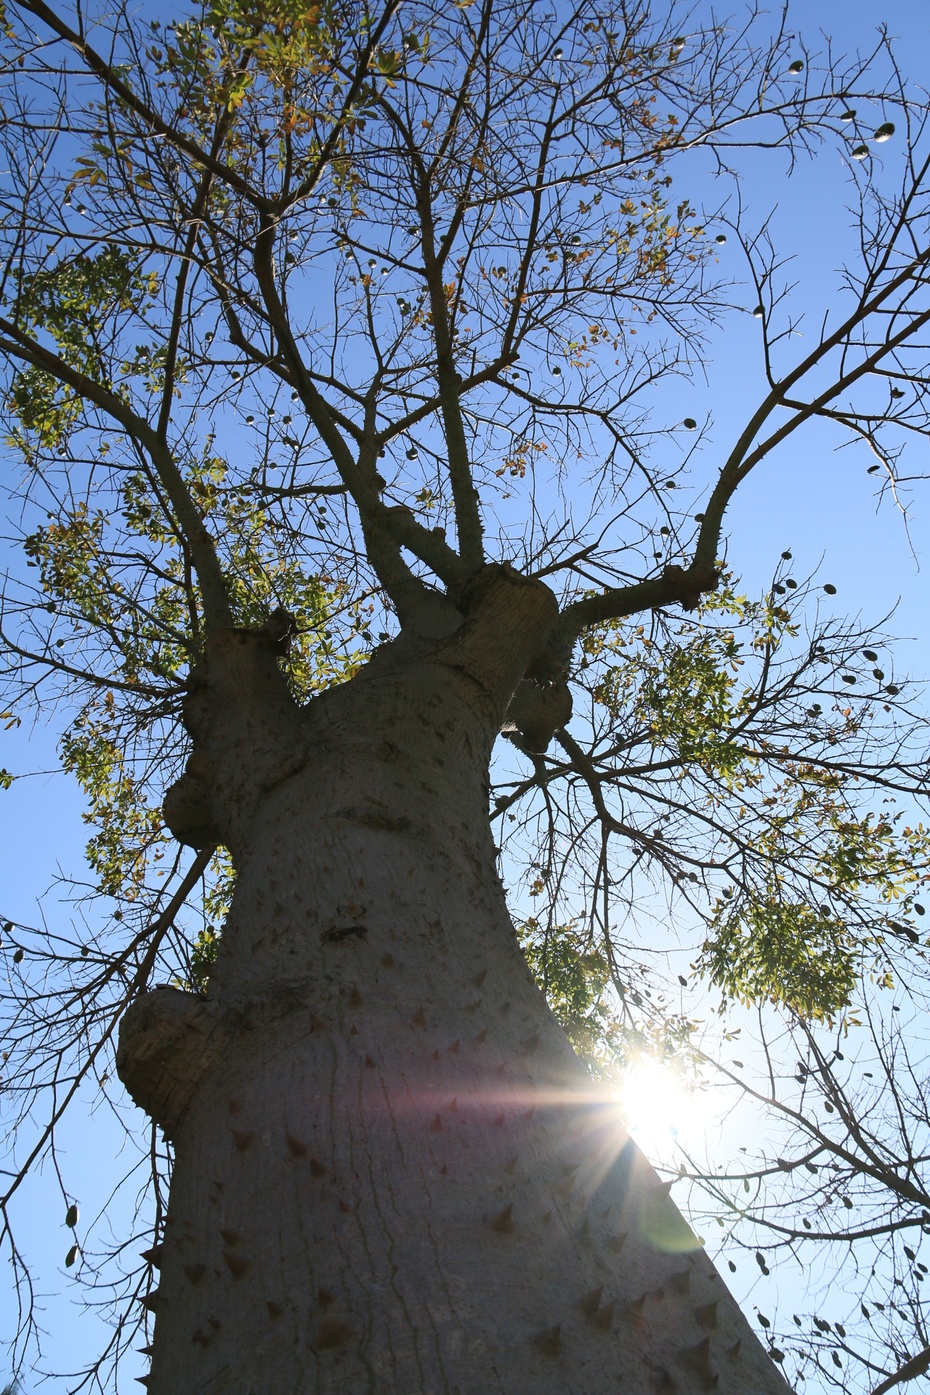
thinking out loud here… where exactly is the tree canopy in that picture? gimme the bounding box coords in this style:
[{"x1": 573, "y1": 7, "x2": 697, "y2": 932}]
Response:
[{"x1": 1, "y1": 0, "x2": 930, "y2": 1390}]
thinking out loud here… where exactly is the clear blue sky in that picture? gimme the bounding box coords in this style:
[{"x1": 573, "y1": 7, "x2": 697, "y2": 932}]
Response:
[{"x1": 2, "y1": 1, "x2": 929, "y2": 1390}]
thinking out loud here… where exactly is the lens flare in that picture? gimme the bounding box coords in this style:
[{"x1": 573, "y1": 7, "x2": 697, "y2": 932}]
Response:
[{"x1": 616, "y1": 1057, "x2": 701, "y2": 1150}]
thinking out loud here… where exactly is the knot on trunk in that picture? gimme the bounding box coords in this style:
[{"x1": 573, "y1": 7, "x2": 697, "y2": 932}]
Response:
[
  {"x1": 163, "y1": 750, "x2": 219, "y2": 850},
  {"x1": 661, "y1": 561, "x2": 720, "y2": 611},
  {"x1": 182, "y1": 610, "x2": 298, "y2": 741},
  {"x1": 503, "y1": 678, "x2": 572, "y2": 754},
  {"x1": 117, "y1": 988, "x2": 229, "y2": 1138},
  {"x1": 257, "y1": 605, "x2": 297, "y2": 647},
  {"x1": 164, "y1": 608, "x2": 305, "y2": 852}
]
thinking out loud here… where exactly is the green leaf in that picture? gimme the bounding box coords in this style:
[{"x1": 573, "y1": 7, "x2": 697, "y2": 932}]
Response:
[{"x1": 698, "y1": 891, "x2": 857, "y2": 1019}]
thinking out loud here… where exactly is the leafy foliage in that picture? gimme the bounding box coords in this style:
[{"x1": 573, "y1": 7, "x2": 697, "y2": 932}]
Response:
[
  {"x1": 6, "y1": 249, "x2": 157, "y2": 451},
  {"x1": 701, "y1": 891, "x2": 858, "y2": 1020},
  {"x1": 502, "y1": 578, "x2": 930, "y2": 1027},
  {"x1": 519, "y1": 919, "x2": 624, "y2": 1075}
]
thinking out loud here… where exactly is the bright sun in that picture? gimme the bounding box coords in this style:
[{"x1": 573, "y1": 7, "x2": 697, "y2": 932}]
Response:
[{"x1": 616, "y1": 1057, "x2": 703, "y2": 1149}]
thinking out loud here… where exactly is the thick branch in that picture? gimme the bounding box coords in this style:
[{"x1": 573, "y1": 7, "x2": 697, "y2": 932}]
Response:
[
  {"x1": 694, "y1": 238, "x2": 930, "y2": 572},
  {"x1": 417, "y1": 177, "x2": 485, "y2": 572},
  {"x1": 251, "y1": 217, "x2": 469, "y2": 620},
  {"x1": 553, "y1": 561, "x2": 720, "y2": 654},
  {"x1": 0, "y1": 319, "x2": 233, "y2": 633},
  {"x1": 156, "y1": 103, "x2": 242, "y2": 439},
  {"x1": 871, "y1": 1346, "x2": 930, "y2": 1395}
]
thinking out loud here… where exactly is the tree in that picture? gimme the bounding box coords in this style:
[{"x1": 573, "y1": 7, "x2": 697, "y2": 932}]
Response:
[{"x1": 1, "y1": 0, "x2": 929, "y2": 1390}]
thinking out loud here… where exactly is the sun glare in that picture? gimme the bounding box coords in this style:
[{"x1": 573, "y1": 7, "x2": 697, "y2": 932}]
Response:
[{"x1": 616, "y1": 1057, "x2": 703, "y2": 1151}]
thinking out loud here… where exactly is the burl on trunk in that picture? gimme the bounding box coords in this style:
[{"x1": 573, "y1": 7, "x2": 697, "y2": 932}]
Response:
[{"x1": 117, "y1": 567, "x2": 789, "y2": 1394}]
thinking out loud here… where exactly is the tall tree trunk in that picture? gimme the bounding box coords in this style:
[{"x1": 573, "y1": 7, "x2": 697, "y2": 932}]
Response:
[{"x1": 118, "y1": 569, "x2": 789, "y2": 1394}]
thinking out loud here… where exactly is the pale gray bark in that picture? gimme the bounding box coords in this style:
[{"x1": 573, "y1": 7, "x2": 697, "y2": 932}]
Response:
[{"x1": 118, "y1": 571, "x2": 790, "y2": 1393}]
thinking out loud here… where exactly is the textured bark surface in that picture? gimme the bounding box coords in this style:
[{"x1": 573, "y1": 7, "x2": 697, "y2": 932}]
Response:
[{"x1": 118, "y1": 571, "x2": 790, "y2": 1393}]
